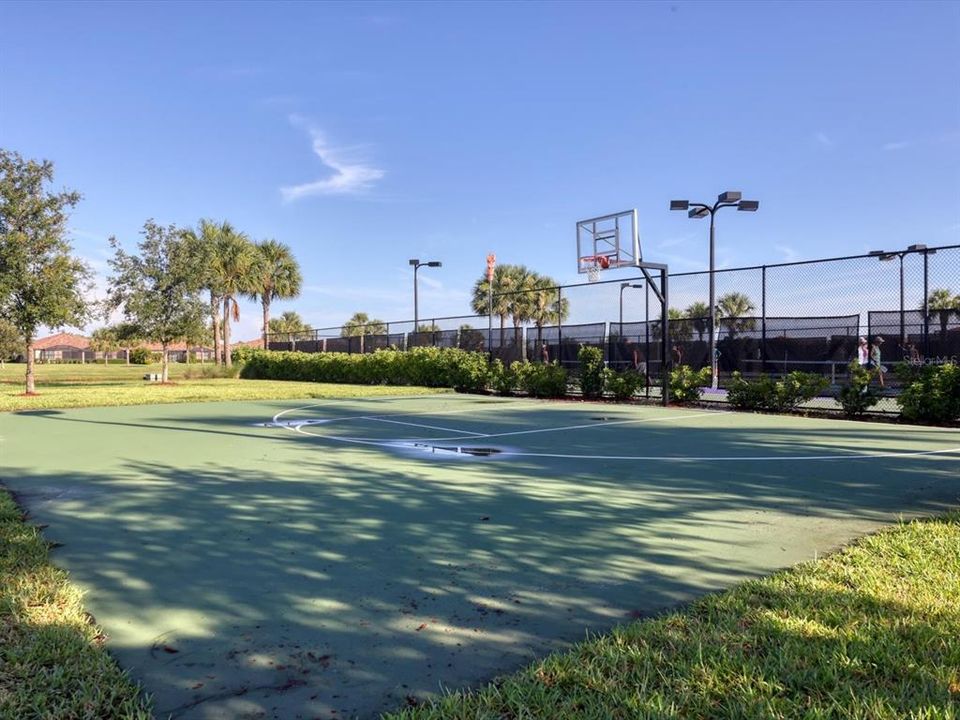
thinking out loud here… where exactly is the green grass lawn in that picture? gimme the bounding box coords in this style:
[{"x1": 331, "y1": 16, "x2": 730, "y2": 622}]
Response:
[
  {"x1": 387, "y1": 513, "x2": 960, "y2": 720},
  {"x1": 0, "y1": 489, "x2": 151, "y2": 719},
  {"x1": 0, "y1": 362, "x2": 448, "y2": 412}
]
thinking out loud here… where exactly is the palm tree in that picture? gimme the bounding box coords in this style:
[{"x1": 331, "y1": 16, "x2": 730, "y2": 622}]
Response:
[
  {"x1": 528, "y1": 274, "x2": 568, "y2": 347},
  {"x1": 925, "y1": 288, "x2": 960, "y2": 341},
  {"x1": 668, "y1": 308, "x2": 693, "y2": 343},
  {"x1": 89, "y1": 327, "x2": 118, "y2": 364},
  {"x1": 506, "y1": 265, "x2": 538, "y2": 356},
  {"x1": 685, "y1": 301, "x2": 711, "y2": 341},
  {"x1": 341, "y1": 312, "x2": 387, "y2": 337},
  {"x1": 715, "y1": 292, "x2": 757, "y2": 338},
  {"x1": 249, "y1": 239, "x2": 303, "y2": 349},
  {"x1": 214, "y1": 228, "x2": 258, "y2": 367},
  {"x1": 269, "y1": 311, "x2": 312, "y2": 336},
  {"x1": 471, "y1": 264, "x2": 516, "y2": 348},
  {"x1": 184, "y1": 219, "x2": 231, "y2": 365}
]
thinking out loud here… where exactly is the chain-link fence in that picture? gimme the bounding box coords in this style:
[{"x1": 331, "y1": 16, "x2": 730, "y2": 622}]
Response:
[{"x1": 267, "y1": 244, "x2": 959, "y2": 393}]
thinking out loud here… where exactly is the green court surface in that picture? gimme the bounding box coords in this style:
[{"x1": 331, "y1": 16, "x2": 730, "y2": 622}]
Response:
[{"x1": 2, "y1": 395, "x2": 959, "y2": 719}]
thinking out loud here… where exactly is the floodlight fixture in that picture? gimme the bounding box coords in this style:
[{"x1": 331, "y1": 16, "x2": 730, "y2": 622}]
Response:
[
  {"x1": 868, "y1": 250, "x2": 886, "y2": 257},
  {"x1": 427, "y1": 261, "x2": 442, "y2": 267},
  {"x1": 907, "y1": 244, "x2": 928, "y2": 252},
  {"x1": 408, "y1": 258, "x2": 419, "y2": 266},
  {"x1": 669, "y1": 188, "x2": 759, "y2": 389}
]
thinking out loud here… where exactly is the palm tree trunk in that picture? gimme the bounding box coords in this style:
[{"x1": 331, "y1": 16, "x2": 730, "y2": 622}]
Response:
[
  {"x1": 25, "y1": 336, "x2": 36, "y2": 395},
  {"x1": 222, "y1": 297, "x2": 232, "y2": 367},
  {"x1": 210, "y1": 291, "x2": 221, "y2": 366},
  {"x1": 262, "y1": 298, "x2": 270, "y2": 350}
]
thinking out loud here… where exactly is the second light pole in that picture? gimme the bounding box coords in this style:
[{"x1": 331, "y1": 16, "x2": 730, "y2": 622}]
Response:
[
  {"x1": 670, "y1": 191, "x2": 759, "y2": 388},
  {"x1": 409, "y1": 258, "x2": 442, "y2": 331}
]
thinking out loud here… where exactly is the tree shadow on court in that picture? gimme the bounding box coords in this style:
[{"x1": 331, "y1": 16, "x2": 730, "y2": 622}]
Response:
[{"x1": 3, "y1": 406, "x2": 959, "y2": 719}]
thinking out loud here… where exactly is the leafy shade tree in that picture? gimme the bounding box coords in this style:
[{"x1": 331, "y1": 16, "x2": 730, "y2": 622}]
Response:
[
  {"x1": 685, "y1": 301, "x2": 711, "y2": 342},
  {"x1": 0, "y1": 320, "x2": 22, "y2": 365},
  {"x1": 268, "y1": 311, "x2": 312, "y2": 336},
  {"x1": 716, "y1": 292, "x2": 757, "y2": 338},
  {"x1": 416, "y1": 323, "x2": 441, "y2": 333},
  {"x1": 926, "y1": 288, "x2": 960, "y2": 340},
  {"x1": 89, "y1": 327, "x2": 120, "y2": 364},
  {"x1": 107, "y1": 221, "x2": 206, "y2": 383},
  {"x1": 0, "y1": 150, "x2": 94, "y2": 393},
  {"x1": 458, "y1": 323, "x2": 486, "y2": 352},
  {"x1": 249, "y1": 239, "x2": 302, "y2": 349},
  {"x1": 341, "y1": 312, "x2": 387, "y2": 337}
]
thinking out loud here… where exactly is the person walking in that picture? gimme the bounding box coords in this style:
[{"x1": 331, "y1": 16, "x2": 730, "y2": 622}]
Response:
[
  {"x1": 869, "y1": 337, "x2": 886, "y2": 388},
  {"x1": 857, "y1": 337, "x2": 869, "y2": 366}
]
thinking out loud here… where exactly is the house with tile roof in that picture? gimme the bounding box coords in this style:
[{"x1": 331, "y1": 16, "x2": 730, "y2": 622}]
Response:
[{"x1": 31, "y1": 332, "x2": 216, "y2": 363}]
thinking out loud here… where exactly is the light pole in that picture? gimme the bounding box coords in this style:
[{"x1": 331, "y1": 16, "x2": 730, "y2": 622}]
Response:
[
  {"x1": 869, "y1": 244, "x2": 934, "y2": 353},
  {"x1": 670, "y1": 191, "x2": 759, "y2": 388},
  {"x1": 619, "y1": 282, "x2": 643, "y2": 337},
  {"x1": 408, "y1": 258, "x2": 442, "y2": 332}
]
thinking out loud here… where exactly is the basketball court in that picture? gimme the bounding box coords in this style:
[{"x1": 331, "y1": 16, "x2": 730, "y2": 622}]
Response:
[{"x1": 3, "y1": 395, "x2": 958, "y2": 719}]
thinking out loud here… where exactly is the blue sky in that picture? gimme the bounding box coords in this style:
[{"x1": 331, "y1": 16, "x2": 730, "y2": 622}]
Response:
[{"x1": 2, "y1": 0, "x2": 958, "y2": 338}]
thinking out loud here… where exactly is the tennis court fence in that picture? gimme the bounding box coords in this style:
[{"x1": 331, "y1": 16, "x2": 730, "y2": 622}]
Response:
[{"x1": 267, "y1": 244, "x2": 960, "y2": 388}]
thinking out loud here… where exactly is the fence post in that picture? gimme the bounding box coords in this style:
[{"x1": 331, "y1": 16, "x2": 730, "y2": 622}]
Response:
[
  {"x1": 557, "y1": 287, "x2": 563, "y2": 365},
  {"x1": 761, "y1": 265, "x2": 767, "y2": 373},
  {"x1": 661, "y1": 267, "x2": 670, "y2": 407}
]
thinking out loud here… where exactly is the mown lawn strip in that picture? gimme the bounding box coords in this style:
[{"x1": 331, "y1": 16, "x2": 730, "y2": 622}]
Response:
[{"x1": 385, "y1": 513, "x2": 960, "y2": 720}]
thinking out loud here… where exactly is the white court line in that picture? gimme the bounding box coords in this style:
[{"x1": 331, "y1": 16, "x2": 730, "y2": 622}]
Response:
[
  {"x1": 369, "y1": 416, "x2": 488, "y2": 436},
  {"x1": 269, "y1": 397, "x2": 960, "y2": 463},
  {"x1": 491, "y1": 447, "x2": 960, "y2": 462}
]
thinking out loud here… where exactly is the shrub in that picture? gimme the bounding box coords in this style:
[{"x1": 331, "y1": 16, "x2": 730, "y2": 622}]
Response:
[
  {"x1": 231, "y1": 344, "x2": 261, "y2": 364},
  {"x1": 446, "y1": 349, "x2": 490, "y2": 393},
  {"x1": 238, "y1": 347, "x2": 494, "y2": 391},
  {"x1": 837, "y1": 361, "x2": 881, "y2": 417},
  {"x1": 514, "y1": 361, "x2": 568, "y2": 398},
  {"x1": 670, "y1": 365, "x2": 711, "y2": 404},
  {"x1": 488, "y1": 359, "x2": 515, "y2": 395},
  {"x1": 605, "y1": 368, "x2": 645, "y2": 401},
  {"x1": 896, "y1": 362, "x2": 960, "y2": 424},
  {"x1": 128, "y1": 347, "x2": 152, "y2": 365},
  {"x1": 727, "y1": 371, "x2": 829, "y2": 412},
  {"x1": 182, "y1": 364, "x2": 241, "y2": 380},
  {"x1": 577, "y1": 345, "x2": 606, "y2": 399}
]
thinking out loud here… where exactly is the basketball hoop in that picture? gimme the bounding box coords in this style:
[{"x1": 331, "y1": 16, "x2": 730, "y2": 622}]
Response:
[{"x1": 580, "y1": 254, "x2": 611, "y2": 282}]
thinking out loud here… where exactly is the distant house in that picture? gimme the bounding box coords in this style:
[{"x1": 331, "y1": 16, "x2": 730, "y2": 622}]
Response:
[
  {"x1": 32, "y1": 332, "x2": 95, "y2": 363},
  {"x1": 32, "y1": 332, "x2": 215, "y2": 363}
]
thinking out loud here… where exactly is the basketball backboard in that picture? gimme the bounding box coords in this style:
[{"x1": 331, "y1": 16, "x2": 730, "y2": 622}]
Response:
[{"x1": 576, "y1": 209, "x2": 641, "y2": 278}]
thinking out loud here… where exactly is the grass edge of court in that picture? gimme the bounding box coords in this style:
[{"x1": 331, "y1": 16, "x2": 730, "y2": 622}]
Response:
[
  {"x1": 0, "y1": 486, "x2": 153, "y2": 719},
  {"x1": 382, "y1": 511, "x2": 960, "y2": 720}
]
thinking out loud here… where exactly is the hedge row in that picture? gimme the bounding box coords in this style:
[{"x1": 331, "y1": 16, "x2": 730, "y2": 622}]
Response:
[{"x1": 237, "y1": 348, "x2": 960, "y2": 424}]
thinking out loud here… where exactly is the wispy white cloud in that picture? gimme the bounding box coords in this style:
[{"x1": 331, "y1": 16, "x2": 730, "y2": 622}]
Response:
[
  {"x1": 774, "y1": 244, "x2": 800, "y2": 263},
  {"x1": 814, "y1": 132, "x2": 833, "y2": 147},
  {"x1": 281, "y1": 116, "x2": 385, "y2": 201},
  {"x1": 882, "y1": 140, "x2": 911, "y2": 151}
]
